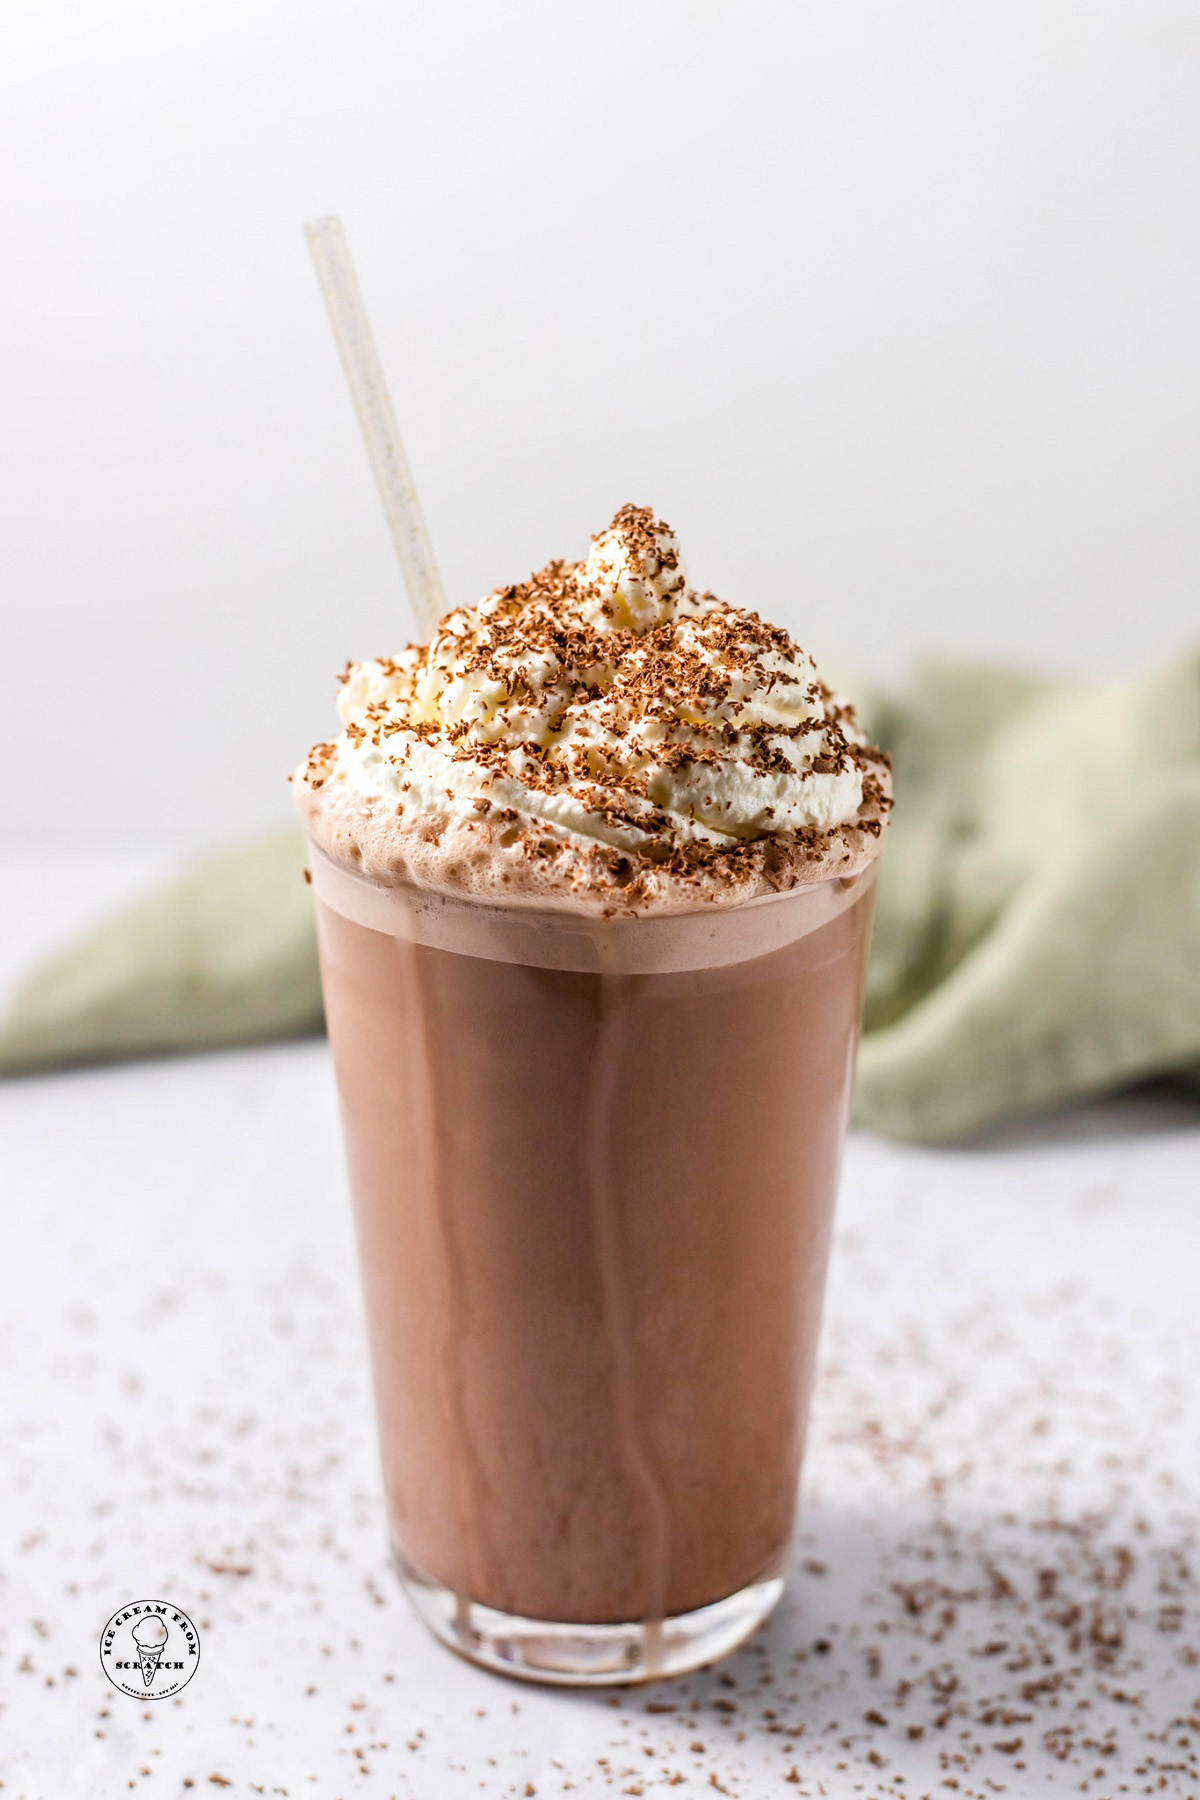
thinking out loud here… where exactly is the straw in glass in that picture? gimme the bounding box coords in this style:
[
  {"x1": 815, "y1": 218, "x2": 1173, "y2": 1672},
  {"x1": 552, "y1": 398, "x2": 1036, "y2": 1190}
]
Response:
[{"x1": 304, "y1": 215, "x2": 447, "y2": 640}]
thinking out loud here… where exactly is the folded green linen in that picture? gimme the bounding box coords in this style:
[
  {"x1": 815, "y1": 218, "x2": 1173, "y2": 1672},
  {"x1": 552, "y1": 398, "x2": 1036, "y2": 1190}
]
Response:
[
  {"x1": 0, "y1": 833, "x2": 322, "y2": 1072},
  {"x1": 853, "y1": 652, "x2": 1200, "y2": 1137},
  {"x1": 3, "y1": 653, "x2": 1198, "y2": 1142}
]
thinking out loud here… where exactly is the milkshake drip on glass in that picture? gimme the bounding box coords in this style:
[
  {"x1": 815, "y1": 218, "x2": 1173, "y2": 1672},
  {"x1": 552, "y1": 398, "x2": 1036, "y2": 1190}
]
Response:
[{"x1": 295, "y1": 506, "x2": 889, "y2": 1682}]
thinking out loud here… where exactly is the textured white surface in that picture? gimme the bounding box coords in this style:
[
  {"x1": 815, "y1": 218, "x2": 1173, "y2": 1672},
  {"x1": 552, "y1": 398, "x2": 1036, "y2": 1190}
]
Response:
[{"x1": 2, "y1": 855, "x2": 1200, "y2": 1798}]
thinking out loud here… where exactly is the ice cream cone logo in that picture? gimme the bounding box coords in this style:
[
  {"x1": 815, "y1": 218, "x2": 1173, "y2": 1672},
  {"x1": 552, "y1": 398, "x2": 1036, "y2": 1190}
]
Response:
[
  {"x1": 100, "y1": 1599, "x2": 200, "y2": 1701},
  {"x1": 132, "y1": 1615, "x2": 168, "y2": 1685}
]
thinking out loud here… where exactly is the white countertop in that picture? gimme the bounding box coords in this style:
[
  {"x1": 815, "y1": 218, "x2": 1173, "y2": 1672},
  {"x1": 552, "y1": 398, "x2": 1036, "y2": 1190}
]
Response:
[{"x1": 3, "y1": 851, "x2": 1200, "y2": 1799}]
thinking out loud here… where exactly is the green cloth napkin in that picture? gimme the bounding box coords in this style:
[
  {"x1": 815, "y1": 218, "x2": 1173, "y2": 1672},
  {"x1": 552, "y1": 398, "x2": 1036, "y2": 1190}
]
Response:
[
  {"x1": 853, "y1": 652, "x2": 1200, "y2": 1138},
  {"x1": 0, "y1": 833, "x2": 322, "y2": 1071},
  {"x1": 4, "y1": 652, "x2": 1199, "y2": 1142}
]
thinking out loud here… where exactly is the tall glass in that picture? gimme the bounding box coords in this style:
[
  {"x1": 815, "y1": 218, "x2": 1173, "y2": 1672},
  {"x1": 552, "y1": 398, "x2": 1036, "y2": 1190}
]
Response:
[{"x1": 308, "y1": 846, "x2": 878, "y2": 1684}]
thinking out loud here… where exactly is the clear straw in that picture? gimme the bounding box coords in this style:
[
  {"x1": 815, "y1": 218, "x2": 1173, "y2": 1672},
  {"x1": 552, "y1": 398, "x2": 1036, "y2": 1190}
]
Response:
[{"x1": 305, "y1": 215, "x2": 447, "y2": 639}]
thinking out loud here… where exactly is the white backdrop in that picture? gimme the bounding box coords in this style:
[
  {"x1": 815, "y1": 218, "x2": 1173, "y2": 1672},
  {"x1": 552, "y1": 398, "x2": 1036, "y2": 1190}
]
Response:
[{"x1": 3, "y1": 0, "x2": 1198, "y2": 846}]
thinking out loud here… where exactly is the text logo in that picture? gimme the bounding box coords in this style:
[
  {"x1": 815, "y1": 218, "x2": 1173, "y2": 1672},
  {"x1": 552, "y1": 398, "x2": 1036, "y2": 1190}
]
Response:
[{"x1": 99, "y1": 1601, "x2": 200, "y2": 1701}]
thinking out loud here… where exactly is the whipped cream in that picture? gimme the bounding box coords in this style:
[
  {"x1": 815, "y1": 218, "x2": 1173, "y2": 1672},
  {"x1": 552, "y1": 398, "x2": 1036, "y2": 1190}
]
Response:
[{"x1": 295, "y1": 506, "x2": 889, "y2": 908}]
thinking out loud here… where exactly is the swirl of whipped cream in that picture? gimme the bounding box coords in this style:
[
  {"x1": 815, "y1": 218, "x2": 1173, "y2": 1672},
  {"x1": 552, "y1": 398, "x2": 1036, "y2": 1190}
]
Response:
[{"x1": 295, "y1": 506, "x2": 889, "y2": 907}]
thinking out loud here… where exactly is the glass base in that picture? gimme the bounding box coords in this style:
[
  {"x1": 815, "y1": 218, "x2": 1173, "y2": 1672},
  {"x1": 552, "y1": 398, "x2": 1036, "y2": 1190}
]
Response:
[{"x1": 393, "y1": 1546, "x2": 784, "y2": 1686}]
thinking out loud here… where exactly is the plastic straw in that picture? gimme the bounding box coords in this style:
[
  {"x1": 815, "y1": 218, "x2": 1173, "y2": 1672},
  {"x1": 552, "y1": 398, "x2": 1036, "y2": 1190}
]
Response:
[{"x1": 305, "y1": 216, "x2": 447, "y2": 639}]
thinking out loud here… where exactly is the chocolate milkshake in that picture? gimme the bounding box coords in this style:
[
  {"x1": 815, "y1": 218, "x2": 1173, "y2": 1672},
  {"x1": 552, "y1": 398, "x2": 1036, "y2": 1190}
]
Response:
[{"x1": 295, "y1": 506, "x2": 889, "y2": 1682}]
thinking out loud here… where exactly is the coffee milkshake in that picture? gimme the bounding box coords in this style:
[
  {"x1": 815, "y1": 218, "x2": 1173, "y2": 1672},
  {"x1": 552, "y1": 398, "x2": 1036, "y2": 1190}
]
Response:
[{"x1": 295, "y1": 506, "x2": 889, "y2": 1682}]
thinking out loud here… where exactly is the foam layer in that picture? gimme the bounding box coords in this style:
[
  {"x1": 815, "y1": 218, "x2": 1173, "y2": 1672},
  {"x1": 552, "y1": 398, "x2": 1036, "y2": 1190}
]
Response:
[
  {"x1": 295, "y1": 505, "x2": 890, "y2": 911},
  {"x1": 311, "y1": 848, "x2": 878, "y2": 974}
]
